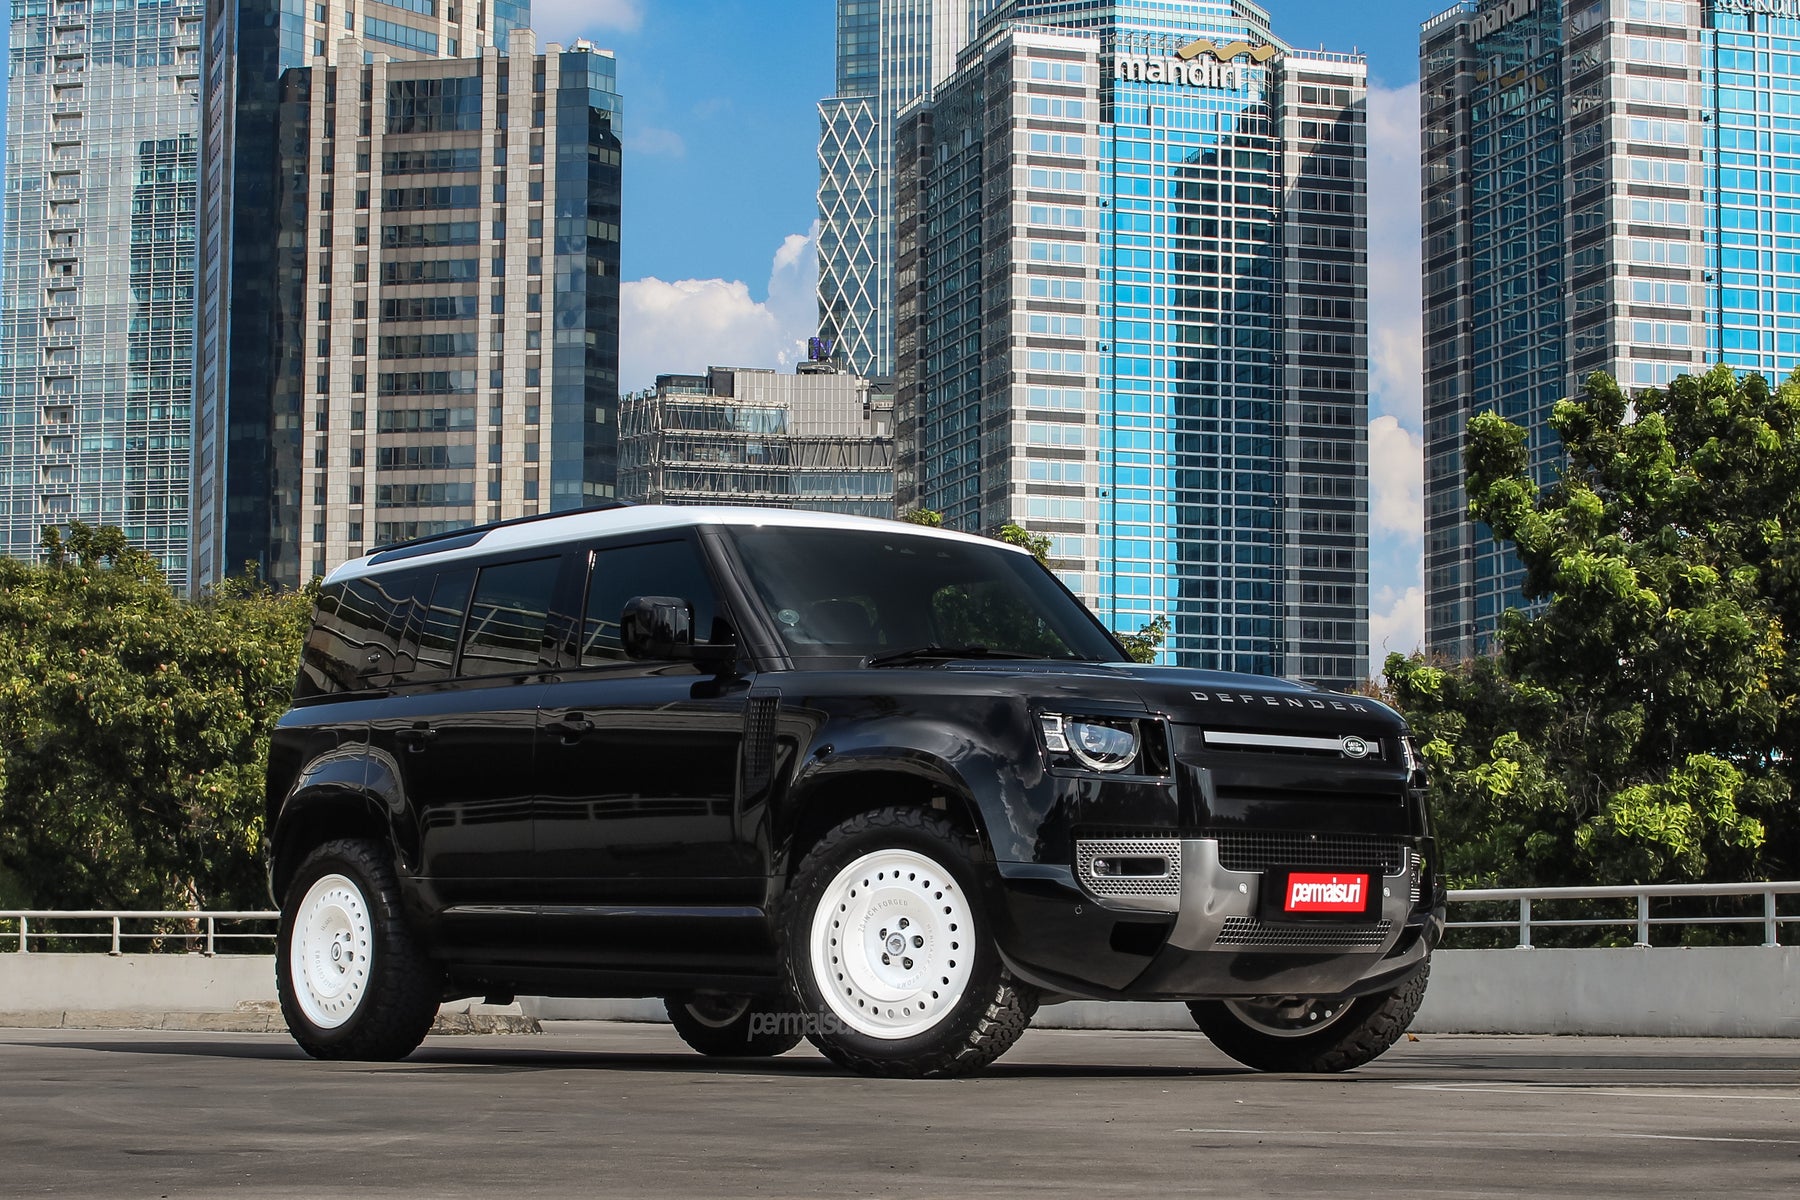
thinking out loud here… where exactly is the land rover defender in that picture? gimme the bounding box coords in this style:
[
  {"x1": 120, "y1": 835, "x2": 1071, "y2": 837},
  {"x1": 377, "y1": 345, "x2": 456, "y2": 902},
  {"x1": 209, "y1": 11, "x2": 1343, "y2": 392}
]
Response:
[{"x1": 267, "y1": 505, "x2": 1443, "y2": 1077}]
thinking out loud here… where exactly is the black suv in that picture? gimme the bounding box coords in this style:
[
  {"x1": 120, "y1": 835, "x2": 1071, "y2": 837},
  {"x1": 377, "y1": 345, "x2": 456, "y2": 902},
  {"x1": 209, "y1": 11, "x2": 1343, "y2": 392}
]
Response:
[{"x1": 268, "y1": 505, "x2": 1443, "y2": 1077}]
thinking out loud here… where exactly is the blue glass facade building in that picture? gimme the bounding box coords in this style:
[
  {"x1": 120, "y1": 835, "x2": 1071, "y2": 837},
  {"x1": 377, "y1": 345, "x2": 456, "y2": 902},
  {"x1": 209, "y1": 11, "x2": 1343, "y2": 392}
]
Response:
[
  {"x1": 1708, "y1": 2, "x2": 1800, "y2": 377},
  {"x1": 896, "y1": 2, "x2": 1371, "y2": 686},
  {"x1": 1421, "y1": 0, "x2": 1800, "y2": 659},
  {"x1": 1, "y1": 0, "x2": 204, "y2": 587}
]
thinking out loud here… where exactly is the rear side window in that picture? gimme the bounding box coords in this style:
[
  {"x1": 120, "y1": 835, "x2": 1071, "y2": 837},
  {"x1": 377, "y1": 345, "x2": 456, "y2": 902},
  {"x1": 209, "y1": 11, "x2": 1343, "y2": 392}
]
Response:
[
  {"x1": 578, "y1": 539, "x2": 719, "y2": 666},
  {"x1": 460, "y1": 556, "x2": 562, "y2": 677},
  {"x1": 296, "y1": 569, "x2": 430, "y2": 697}
]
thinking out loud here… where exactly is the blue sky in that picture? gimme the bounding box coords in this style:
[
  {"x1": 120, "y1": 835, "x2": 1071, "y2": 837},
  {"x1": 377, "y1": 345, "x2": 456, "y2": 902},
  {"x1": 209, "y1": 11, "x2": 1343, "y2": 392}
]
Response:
[
  {"x1": 539, "y1": 0, "x2": 1450, "y2": 672},
  {"x1": 2, "y1": 0, "x2": 1455, "y2": 671}
]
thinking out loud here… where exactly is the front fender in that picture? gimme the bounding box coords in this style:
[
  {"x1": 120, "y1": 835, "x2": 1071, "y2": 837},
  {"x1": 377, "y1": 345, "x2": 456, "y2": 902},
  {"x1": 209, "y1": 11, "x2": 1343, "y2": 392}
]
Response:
[{"x1": 781, "y1": 704, "x2": 1059, "y2": 865}]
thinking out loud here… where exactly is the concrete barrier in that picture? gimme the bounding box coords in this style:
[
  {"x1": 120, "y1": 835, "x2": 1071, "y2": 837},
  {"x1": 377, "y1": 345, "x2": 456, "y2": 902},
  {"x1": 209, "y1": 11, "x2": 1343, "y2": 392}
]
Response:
[
  {"x1": 0, "y1": 954, "x2": 532, "y2": 1032},
  {"x1": 1410, "y1": 946, "x2": 1800, "y2": 1038},
  {"x1": 5, "y1": 947, "x2": 1798, "y2": 1036}
]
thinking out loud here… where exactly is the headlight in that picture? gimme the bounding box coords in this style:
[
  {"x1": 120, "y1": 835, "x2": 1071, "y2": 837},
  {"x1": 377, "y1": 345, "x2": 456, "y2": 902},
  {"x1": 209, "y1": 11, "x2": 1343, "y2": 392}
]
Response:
[{"x1": 1039, "y1": 714, "x2": 1141, "y2": 773}]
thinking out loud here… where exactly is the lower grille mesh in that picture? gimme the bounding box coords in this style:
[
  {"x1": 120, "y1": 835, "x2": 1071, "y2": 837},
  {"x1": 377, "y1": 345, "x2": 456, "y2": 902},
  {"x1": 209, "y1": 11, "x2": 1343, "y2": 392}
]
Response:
[
  {"x1": 1212, "y1": 830, "x2": 1407, "y2": 875},
  {"x1": 1214, "y1": 917, "x2": 1393, "y2": 949}
]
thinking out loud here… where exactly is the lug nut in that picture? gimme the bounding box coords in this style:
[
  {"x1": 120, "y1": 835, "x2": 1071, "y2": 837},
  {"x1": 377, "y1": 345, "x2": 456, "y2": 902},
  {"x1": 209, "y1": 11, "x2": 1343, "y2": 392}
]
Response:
[
  {"x1": 902, "y1": 957, "x2": 914, "y2": 970},
  {"x1": 912, "y1": 935, "x2": 924, "y2": 948}
]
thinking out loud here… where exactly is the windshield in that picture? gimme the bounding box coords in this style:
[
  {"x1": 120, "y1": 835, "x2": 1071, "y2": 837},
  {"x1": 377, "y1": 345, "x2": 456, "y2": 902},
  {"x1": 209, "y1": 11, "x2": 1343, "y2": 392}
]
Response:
[{"x1": 726, "y1": 526, "x2": 1126, "y2": 663}]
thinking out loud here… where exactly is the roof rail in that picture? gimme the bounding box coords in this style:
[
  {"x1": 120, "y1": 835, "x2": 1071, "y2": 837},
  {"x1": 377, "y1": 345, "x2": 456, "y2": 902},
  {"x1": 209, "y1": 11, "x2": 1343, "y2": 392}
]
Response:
[{"x1": 364, "y1": 501, "x2": 634, "y2": 565}]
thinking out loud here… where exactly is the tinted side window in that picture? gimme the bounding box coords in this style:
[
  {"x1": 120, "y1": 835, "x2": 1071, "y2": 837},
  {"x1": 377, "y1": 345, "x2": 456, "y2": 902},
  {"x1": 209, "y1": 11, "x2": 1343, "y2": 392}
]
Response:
[
  {"x1": 460, "y1": 556, "x2": 562, "y2": 677},
  {"x1": 296, "y1": 570, "x2": 429, "y2": 695},
  {"x1": 411, "y1": 567, "x2": 474, "y2": 682},
  {"x1": 579, "y1": 539, "x2": 719, "y2": 666},
  {"x1": 296, "y1": 583, "x2": 355, "y2": 698}
]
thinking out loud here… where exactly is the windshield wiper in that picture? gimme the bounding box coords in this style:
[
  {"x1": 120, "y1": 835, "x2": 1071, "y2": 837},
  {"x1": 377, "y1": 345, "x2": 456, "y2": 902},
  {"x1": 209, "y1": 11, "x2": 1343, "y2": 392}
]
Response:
[{"x1": 865, "y1": 644, "x2": 1039, "y2": 668}]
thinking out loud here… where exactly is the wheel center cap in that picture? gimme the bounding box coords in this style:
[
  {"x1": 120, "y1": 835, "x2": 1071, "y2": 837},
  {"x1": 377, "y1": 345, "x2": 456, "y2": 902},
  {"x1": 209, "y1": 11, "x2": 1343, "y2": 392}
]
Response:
[
  {"x1": 330, "y1": 942, "x2": 342, "y2": 963},
  {"x1": 885, "y1": 933, "x2": 906, "y2": 956}
]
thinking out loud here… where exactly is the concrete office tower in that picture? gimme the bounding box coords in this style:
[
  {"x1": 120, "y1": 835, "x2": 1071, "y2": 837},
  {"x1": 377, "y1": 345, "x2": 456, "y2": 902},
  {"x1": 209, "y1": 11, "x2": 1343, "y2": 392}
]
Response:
[
  {"x1": 0, "y1": 0, "x2": 205, "y2": 588},
  {"x1": 265, "y1": 31, "x2": 622, "y2": 583},
  {"x1": 619, "y1": 363, "x2": 896, "y2": 519},
  {"x1": 1420, "y1": 0, "x2": 1785, "y2": 658},
  {"x1": 194, "y1": 0, "x2": 528, "y2": 588},
  {"x1": 817, "y1": 0, "x2": 994, "y2": 379},
  {"x1": 895, "y1": 3, "x2": 1370, "y2": 686}
]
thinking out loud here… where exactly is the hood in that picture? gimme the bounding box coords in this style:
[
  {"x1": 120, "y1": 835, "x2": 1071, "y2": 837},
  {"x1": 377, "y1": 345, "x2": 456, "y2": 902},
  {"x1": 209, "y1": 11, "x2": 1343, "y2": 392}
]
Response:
[{"x1": 932, "y1": 660, "x2": 1407, "y2": 735}]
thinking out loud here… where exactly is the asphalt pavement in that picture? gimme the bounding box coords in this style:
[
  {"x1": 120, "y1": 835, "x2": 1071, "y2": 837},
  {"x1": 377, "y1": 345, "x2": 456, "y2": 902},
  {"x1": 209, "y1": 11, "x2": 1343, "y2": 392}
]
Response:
[{"x1": 1, "y1": 1023, "x2": 1796, "y2": 1197}]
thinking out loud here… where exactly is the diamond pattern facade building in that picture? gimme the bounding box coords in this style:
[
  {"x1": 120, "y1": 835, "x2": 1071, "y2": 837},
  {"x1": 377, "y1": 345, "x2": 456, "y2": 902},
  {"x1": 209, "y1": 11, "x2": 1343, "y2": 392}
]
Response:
[{"x1": 816, "y1": 0, "x2": 992, "y2": 379}]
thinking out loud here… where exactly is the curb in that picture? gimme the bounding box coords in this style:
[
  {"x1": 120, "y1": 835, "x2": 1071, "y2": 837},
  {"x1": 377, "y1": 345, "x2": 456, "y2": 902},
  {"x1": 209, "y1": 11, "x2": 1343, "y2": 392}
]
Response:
[{"x1": 0, "y1": 1007, "x2": 542, "y2": 1035}]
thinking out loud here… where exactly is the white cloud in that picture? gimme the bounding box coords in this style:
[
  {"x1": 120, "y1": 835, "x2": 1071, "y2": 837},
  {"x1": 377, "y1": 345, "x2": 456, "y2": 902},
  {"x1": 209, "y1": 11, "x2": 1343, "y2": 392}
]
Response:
[
  {"x1": 627, "y1": 126, "x2": 687, "y2": 158},
  {"x1": 1368, "y1": 414, "x2": 1423, "y2": 540},
  {"x1": 618, "y1": 225, "x2": 820, "y2": 393},
  {"x1": 1366, "y1": 83, "x2": 1423, "y2": 429},
  {"x1": 1369, "y1": 585, "x2": 1426, "y2": 678},
  {"x1": 530, "y1": 0, "x2": 642, "y2": 40}
]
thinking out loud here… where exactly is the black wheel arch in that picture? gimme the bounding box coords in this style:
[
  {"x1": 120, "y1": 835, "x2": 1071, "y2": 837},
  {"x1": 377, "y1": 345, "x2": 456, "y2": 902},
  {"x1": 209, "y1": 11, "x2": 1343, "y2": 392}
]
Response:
[
  {"x1": 778, "y1": 754, "x2": 994, "y2": 884},
  {"x1": 269, "y1": 788, "x2": 399, "y2": 904}
]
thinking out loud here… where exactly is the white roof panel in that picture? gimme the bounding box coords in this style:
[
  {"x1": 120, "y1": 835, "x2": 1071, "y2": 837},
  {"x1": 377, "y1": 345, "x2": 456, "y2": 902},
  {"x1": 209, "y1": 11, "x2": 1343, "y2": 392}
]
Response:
[{"x1": 323, "y1": 505, "x2": 1027, "y2": 585}]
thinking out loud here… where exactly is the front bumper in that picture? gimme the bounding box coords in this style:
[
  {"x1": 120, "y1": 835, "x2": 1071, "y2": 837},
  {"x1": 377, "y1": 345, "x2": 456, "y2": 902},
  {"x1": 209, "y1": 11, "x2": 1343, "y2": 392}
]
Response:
[{"x1": 990, "y1": 836, "x2": 1443, "y2": 1001}]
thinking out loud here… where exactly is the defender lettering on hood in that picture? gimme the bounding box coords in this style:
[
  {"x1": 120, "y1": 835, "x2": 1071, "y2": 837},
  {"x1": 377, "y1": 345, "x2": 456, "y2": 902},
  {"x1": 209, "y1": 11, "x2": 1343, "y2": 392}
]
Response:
[{"x1": 1190, "y1": 690, "x2": 1375, "y2": 713}]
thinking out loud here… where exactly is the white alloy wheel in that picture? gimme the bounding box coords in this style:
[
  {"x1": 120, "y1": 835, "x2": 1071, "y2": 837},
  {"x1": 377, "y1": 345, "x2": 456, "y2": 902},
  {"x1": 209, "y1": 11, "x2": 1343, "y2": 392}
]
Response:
[
  {"x1": 809, "y1": 847, "x2": 975, "y2": 1040},
  {"x1": 290, "y1": 872, "x2": 375, "y2": 1030},
  {"x1": 1223, "y1": 995, "x2": 1354, "y2": 1038}
]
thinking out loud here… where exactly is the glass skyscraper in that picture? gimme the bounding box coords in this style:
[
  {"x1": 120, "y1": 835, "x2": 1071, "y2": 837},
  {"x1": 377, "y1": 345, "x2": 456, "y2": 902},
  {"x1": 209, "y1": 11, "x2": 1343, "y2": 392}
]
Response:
[
  {"x1": 194, "y1": 0, "x2": 527, "y2": 588},
  {"x1": 816, "y1": 0, "x2": 993, "y2": 379},
  {"x1": 1, "y1": 0, "x2": 205, "y2": 588},
  {"x1": 895, "y1": 1, "x2": 1371, "y2": 686},
  {"x1": 1421, "y1": 0, "x2": 1800, "y2": 659}
]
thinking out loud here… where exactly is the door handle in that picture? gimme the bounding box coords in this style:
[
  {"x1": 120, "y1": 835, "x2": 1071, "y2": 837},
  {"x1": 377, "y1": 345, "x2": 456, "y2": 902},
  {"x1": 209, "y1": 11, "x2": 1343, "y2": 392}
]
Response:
[
  {"x1": 546, "y1": 714, "x2": 595, "y2": 742},
  {"x1": 394, "y1": 723, "x2": 438, "y2": 751}
]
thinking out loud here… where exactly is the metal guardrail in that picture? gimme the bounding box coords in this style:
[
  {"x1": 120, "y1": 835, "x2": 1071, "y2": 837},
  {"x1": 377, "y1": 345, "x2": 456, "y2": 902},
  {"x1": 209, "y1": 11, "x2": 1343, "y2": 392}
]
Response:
[
  {"x1": 5, "y1": 883, "x2": 1798, "y2": 954},
  {"x1": 1446, "y1": 882, "x2": 1800, "y2": 949},
  {"x1": 0, "y1": 911, "x2": 279, "y2": 956}
]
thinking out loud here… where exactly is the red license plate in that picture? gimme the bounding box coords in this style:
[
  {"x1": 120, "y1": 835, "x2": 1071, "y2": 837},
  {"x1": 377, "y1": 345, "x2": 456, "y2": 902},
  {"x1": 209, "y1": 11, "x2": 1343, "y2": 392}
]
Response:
[{"x1": 1282, "y1": 871, "x2": 1372, "y2": 915}]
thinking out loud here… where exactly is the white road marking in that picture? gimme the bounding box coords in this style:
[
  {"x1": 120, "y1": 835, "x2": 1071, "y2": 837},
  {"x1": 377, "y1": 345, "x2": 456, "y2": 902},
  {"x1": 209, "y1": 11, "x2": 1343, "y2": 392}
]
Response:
[
  {"x1": 1172, "y1": 1128, "x2": 1800, "y2": 1146},
  {"x1": 1396, "y1": 1081, "x2": 1800, "y2": 1100}
]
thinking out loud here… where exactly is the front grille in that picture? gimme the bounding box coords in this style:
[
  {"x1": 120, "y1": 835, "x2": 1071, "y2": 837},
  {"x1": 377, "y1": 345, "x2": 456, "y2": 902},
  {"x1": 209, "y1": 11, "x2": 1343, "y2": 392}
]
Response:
[
  {"x1": 1212, "y1": 830, "x2": 1407, "y2": 876},
  {"x1": 1214, "y1": 916, "x2": 1393, "y2": 949},
  {"x1": 1075, "y1": 838, "x2": 1181, "y2": 898}
]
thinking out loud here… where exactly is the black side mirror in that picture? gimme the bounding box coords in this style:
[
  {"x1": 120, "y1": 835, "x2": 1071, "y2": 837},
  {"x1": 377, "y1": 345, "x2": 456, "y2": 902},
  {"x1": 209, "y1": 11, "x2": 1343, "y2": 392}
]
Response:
[{"x1": 621, "y1": 595, "x2": 693, "y2": 660}]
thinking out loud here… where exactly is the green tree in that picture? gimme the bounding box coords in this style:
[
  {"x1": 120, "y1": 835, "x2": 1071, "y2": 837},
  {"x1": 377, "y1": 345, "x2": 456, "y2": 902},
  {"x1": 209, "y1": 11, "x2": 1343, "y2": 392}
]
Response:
[
  {"x1": 994, "y1": 522, "x2": 1052, "y2": 564},
  {"x1": 1387, "y1": 365, "x2": 1799, "y2": 885},
  {"x1": 0, "y1": 524, "x2": 313, "y2": 910},
  {"x1": 1117, "y1": 615, "x2": 1169, "y2": 666}
]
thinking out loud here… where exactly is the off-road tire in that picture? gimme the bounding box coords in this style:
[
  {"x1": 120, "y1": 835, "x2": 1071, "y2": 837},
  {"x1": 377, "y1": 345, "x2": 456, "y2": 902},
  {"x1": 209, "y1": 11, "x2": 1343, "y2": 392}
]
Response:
[
  {"x1": 779, "y1": 805, "x2": 1037, "y2": 1079},
  {"x1": 664, "y1": 992, "x2": 806, "y2": 1057},
  {"x1": 1188, "y1": 963, "x2": 1430, "y2": 1073},
  {"x1": 277, "y1": 837, "x2": 442, "y2": 1061}
]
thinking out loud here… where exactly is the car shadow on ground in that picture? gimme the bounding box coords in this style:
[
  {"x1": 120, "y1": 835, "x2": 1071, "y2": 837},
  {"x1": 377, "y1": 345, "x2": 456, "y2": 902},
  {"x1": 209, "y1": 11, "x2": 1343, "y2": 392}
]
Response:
[{"x1": 8, "y1": 1035, "x2": 1245, "y2": 1078}]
